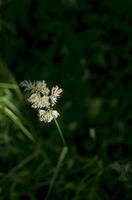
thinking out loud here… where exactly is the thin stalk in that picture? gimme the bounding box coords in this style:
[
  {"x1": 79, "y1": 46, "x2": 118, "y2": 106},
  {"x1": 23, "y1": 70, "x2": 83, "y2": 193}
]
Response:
[
  {"x1": 45, "y1": 119, "x2": 68, "y2": 200},
  {"x1": 54, "y1": 118, "x2": 67, "y2": 147},
  {"x1": 45, "y1": 146, "x2": 68, "y2": 200}
]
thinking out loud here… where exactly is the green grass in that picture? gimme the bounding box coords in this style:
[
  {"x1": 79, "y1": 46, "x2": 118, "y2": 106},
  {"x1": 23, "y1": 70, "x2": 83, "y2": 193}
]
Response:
[
  {"x1": 0, "y1": 74, "x2": 131, "y2": 199},
  {"x1": 0, "y1": 0, "x2": 132, "y2": 198}
]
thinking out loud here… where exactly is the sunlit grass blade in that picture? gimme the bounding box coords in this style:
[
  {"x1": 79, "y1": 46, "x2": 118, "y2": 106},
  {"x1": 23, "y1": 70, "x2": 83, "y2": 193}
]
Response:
[
  {"x1": 3, "y1": 98, "x2": 24, "y2": 121},
  {"x1": 0, "y1": 82, "x2": 23, "y2": 101},
  {"x1": 0, "y1": 83, "x2": 17, "y2": 89},
  {"x1": 45, "y1": 146, "x2": 68, "y2": 200},
  {"x1": 4, "y1": 107, "x2": 35, "y2": 143}
]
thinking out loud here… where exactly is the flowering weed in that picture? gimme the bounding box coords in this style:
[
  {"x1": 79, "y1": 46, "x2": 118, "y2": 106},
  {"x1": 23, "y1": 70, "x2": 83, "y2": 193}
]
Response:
[{"x1": 20, "y1": 80, "x2": 68, "y2": 199}]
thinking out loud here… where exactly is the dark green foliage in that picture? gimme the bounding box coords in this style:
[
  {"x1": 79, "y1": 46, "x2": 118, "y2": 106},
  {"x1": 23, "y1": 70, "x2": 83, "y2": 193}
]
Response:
[{"x1": 0, "y1": 0, "x2": 132, "y2": 199}]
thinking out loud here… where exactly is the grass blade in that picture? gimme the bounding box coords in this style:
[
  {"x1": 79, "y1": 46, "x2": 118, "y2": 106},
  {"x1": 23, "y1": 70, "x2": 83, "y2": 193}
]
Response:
[
  {"x1": 45, "y1": 146, "x2": 68, "y2": 200},
  {"x1": 4, "y1": 107, "x2": 35, "y2": 143}
]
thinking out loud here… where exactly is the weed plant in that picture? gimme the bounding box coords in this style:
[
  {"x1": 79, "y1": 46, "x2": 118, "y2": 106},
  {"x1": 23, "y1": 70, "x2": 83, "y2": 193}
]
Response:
[{"x1": 0, "y1": 0, "x2": 132, "y2": 199}]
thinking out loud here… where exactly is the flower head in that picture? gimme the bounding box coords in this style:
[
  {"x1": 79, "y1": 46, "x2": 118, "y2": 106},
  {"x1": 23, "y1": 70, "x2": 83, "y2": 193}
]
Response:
[
  {"x1": 20, "y1": 80, "x2": 62, "y2": 123},
  {"x1": 50, "y1": 86, "x2": 63, "y2": 106},
  {"x1": 20, "y1": 80, "x2": 50, "y2": 95},
  {"x1": 38, "y1": 109, "x2": 59, "y2": 123},
  {"x1": 28, "y1": 93, "x2": 50, "y2": 109},
  {"x1": 20, "y1": 80, "x2": 35, "y2": 92}
]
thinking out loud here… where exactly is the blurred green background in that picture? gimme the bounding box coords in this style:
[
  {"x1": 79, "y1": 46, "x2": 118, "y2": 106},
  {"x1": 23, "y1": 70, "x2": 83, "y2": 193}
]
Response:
[{"x1": 0, "y1": 0, "x2": 132, "y2": 199}]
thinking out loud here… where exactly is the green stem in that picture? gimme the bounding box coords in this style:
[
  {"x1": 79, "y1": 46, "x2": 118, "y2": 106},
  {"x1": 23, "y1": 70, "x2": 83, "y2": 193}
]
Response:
[
  {"x1": 54, "y1": 118, "x2": 67, "y2": 147},
  {"x1": 45, "y1": 118, "x2": 68, "y2": 200},
  {"x1": 45, "y1": 146, "x2": 68, "y2": 200}
]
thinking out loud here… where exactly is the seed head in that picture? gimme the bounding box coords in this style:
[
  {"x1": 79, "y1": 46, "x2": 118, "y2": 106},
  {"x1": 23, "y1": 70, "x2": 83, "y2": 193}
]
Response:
[
  {"x1": 38, "y1": 109, "x2": 59, "y2": 123},
  {"x1": 20, "y1": 80, "x2": 63, "y2": 123}
]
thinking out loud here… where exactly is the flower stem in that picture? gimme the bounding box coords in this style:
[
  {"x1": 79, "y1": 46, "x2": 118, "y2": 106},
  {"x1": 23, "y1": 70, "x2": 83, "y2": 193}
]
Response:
[
  {"x1": 54, "y1": 118, "x2": 67, "y2": 147},
  {"x1": 45, "y1": 119, "x2": 68, "y2": 200},
  {"x1": 45, "y1": 146, "x2": 68, "y2": 200}
]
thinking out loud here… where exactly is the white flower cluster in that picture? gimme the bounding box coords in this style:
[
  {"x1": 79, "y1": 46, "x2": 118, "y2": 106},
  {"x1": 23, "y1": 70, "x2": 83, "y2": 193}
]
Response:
[{"x1": 20, "y1": 80, "x2": 63, "y2": 123}]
